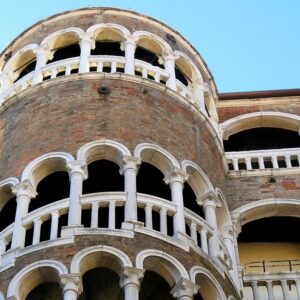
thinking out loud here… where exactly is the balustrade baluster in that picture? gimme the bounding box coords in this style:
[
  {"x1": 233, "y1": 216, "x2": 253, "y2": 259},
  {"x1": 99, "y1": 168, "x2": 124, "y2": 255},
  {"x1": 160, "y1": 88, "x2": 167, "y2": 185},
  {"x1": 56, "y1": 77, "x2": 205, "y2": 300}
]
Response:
[
  {"x1": 258, "y1": 156, "x2": 265, "y2": 169},
  {"x1": 285, "y1": 155, "x2": 292, "y2": 168},
  {"x1": 145, "y1": 204, "x2": 153, "y2": 229},
  {"x1": 271, "y1": 155, "x2": 279, "y2": 169},
  {"x1": 97, "y1": 61, "x2": 103, "y2": 72},
  {"x1": 160, "y1": 208, "x2": 167, "y2": 235},
  {"x1": 200, "y1": 228, "x2": 209, "y2": 254},
  {"x1": 65, "y1": 65, "x2": 71, "y2": 75},
  {"x1": 91, "y1": 202, "x2": 99, "y2": 228},
  {"x1": 109, "y1": 201, "x2": 116, "y2": 229},
  {"x1": 266, "y1": 281, "x2": 275, "y2": 300},
  {"x1": 142, "y1": 68, "x2": 148, "y2": 78},
  {"x1": 0, "y1": 239, "x2": 7, "y2": 255},
  {"x1": 154, "y1": 71, "x2": 160, "y2": 82},
  {"x1": 190, "y1": 222, "x2": 198, "y2": 244},
  {"x1": 281, "y1": 280, "x2": 291, "y2": 300},
  {"x1": 51, "y1": 68, "x2": 58, "y2": 79},
  {"x1": 245, "y1": 157, "x2": 252, "y2": 170},
  {"x1": 111, "y1": 61, "x2": 117, "y2": 73},
  {"x1": 50, "y1": 211, "x2": 60, "y2": 240},
  {"x1": 21, "y1": 81, "x2": 28, "y2": 90},
  {"x1": 232, "y1": 158, "x2": 239, "y2": 171},
  {"x1": 32, "y1": 218, "x2": 42, "y2": 245},
  {"x1": 251, "y1": 281, "x2": 261, "y2": 300}
]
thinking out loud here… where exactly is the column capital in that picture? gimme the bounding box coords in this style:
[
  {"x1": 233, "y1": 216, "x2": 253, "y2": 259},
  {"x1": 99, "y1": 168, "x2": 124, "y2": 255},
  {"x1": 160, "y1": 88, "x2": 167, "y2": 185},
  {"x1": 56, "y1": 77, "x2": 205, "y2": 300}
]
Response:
[
  {"x1": 36, "y1": 44, "x2": 53, "y2": 60},
  {"x1": 197, "y1": 191, "x2": 221, "y2": 208},
  {"x1": 12, "y1": 180, "x2": 37, "y2": 198},
  {"x1": 162, "y1": 50, "x2": 177, "y2": 62},
  {"x1": 171, "y1": 278, "x2": 199, "y2": 299},
  {"x1": 120, "y1": 267, "x2": 145, "y2": 288},
  {"x1": 164, "y1": 167, "x2": 188, "y2": 185},
  {"x1": 60, "y1": 273, "x2": 82, "y2": 294},
  {"x1": 80, "y1": 33, "x2": 94, "y2": 45},
  {"x1": 66, "y1": 160, "x2": 88, "y2": 180},
  {"x1": 120, "y1": 155, "x2": 142, "y2": 174},
  {"x1": 124, "y1": 34, "x2": 137, "y2": 46}
]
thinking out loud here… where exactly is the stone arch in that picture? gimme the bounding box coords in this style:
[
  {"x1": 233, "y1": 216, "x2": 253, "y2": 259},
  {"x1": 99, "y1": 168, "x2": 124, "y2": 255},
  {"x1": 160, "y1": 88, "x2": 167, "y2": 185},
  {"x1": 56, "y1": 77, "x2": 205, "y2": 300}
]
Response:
[
  {"x1": 133, "y1": 30, "x2": 172, "y2": 56},
  {"x1": 134, "y1": 143, "x2": 180, "y2": 176},
  {"x1": 181, "y1": 160, "x2": 214, "y2": 198},
  {"x1": 87, "y1": 23, "x2": 130, "y2": 43},
  {"x1": 41, "y1": 27, "x2": 85, "y2": 51},
  {"x1": 21, "y1": 152, "x2": 74, "y2": 189},
  {"x1": 232, "y1": 198, "x2": 300, "y2": 229},
  {"x1": 190, "y1": 266, "x2": 226, "y2": 300},
  {"x1": 0, "y1": 177, "x2": 19, "y2": 212},
  {"x1": 215, "y1": 188, "x2": 232, "y2": 228},
  {"x1": 7, "y1": 260, "x2": 68, "y2": 300},
  {"x1": 77, "y1": 139, "x2": 131, "y2": 168},
  {"x1": 70, "y1": 245, "x2": 132, "y2": 276},
  {"x1": 174, "y1": 50, "x2": 203, "y2": 84},
  {"x1": 136, "y1": 249, "x2": 189, "y2": 287},
  {"x1": 220, "y1": 111, "x2": 300, "y2": 140}
]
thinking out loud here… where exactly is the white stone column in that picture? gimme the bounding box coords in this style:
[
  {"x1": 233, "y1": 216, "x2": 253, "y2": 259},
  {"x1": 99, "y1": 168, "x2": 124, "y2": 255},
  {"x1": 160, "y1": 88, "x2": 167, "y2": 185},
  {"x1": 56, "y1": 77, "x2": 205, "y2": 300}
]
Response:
[
  {"x1": 120, "y1": 156, "x2": 141, "y2": 223},
  {"x1": 295, "y1": 279, "x2": 300, "y2": 300},
  {"x1": 198, "y1": 192, "x2": 220, "y2": 258},
  {"x1": 281, "y1": 280, "x2": 291, "y2": 300},
  {"x1": 61, "y1": 274, "x2": 82, "y2": 300},
  {"x1": 32, "y1": 45, "x2": 52, "y2": 84},
  {"x1": 120, "y1": 267, "x2": 145, "y2": 300},
  {"x1": 163, "y1": 51, "x2": 177, "y2": 90},
  {"x1": 164, "y1": 167, "x2": 188, "y2": 240},
  {"x1": 79, "y1": 34, "x2": 94, "y2": 74},
  {"x1": 266, "y1": 280, "x2": 275, "y2": 300},
  {"x1": 192, "y1": 79, "x2": 206, "y2": 114},
  {"x1": 124, "y1": 36, "x2": 136, "y2": 75},
  {"x1": 171, "y1": 278, "x2": 199, "y2": 300},
  {"x1": 0, "y1": 70, "x2": 14, "y2": 100},
  {"x1": 11, "y1": 180, "x2": 37, "y2": 249},
  {"x1": 251, "y1": 281, "x2": 261, "y2": 300},
  {"x1": 66, "y1": 160, "x2": 88, "y2": 227}
]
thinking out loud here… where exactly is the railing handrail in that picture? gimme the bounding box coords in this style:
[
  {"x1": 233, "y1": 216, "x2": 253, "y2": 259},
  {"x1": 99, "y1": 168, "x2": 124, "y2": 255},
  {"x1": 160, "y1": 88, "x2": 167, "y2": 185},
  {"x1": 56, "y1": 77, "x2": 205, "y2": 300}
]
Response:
[
  {"x1": 134, "y1": 59, "x2": 169, "y2": 77},
  {"x1": 81, "y1": 191, "x2": 127, "y2": 205},
  {"x1": 136, "y1": 193, "x2": 176, "y2": 213},
  {"x1": 226, "y1": 147, "x2": 300, "y2": 158},
  {"x1": 7, "y1": 71, "x2": 34, "y2": 93},
  {"x1": 0, "y1": 223, "x2": 14, "y2": 240},
  {"x1": 42, "y1": 56, "x2": 80, "y2": 71},
  {"x1": 89, "y1": 54, "x2": 126, "y2": 63},
  {"x1": 183, "y1": 207, "x2": 213, "y2": 234}
]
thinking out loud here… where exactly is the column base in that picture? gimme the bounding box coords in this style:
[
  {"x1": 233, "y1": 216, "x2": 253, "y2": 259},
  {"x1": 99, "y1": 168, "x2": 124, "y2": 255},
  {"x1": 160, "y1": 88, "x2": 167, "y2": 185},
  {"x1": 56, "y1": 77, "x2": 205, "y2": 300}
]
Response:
[
  {"x1": 173, "y1": 231, "x2": 191, "y2": 246},
  {"x1": 122, "y1": 220, "x2": 144, "y2": 230},
  {"x1": 61, "y1": 225, "x2": 84, "y2": 238}
]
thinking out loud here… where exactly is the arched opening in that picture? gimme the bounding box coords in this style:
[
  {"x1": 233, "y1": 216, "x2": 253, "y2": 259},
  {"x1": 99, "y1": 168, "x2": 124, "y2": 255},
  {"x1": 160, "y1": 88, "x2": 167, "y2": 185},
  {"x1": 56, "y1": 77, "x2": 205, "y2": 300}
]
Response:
[
  {"x1": 26, "y1": 282, "x2": 62, "y2": 300},
  {"x1": 78, "y1": 267, "x2": 124, "y2": 300},
  {"x1": 238, "y1": 217, "x2": 300, "y2": 274},
  {"x1": 175, "y1": 56, "x2": 193, "y2": 87},
  {"x1": 139, "y1": 270, "x2": 174, "y2": 300},
  {"x1": 224, "y1": 128, "x2": 300, "y2": 152},
  {"x1": 12, "y1": 50, "x2": 37, "y2": 82},
  {"x1": 183, "y1": 182, "x2": 204, "y2": 218},
  {"x1": 194, "y1": 273, "x2": 219, "y2": 300},
  {"x1": 82, "y1": 160, "x2": 124, "y2": 229},
  {"x1": 0, "y1": 186, "x2": 16, "y2": 232}
]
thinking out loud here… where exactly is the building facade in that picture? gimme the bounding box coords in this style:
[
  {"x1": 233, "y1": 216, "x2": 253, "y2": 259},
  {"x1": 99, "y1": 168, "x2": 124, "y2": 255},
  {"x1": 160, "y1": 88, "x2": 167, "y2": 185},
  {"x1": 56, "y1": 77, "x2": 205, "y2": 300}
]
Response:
[{"x1": 0, "y1": 7, "x2": 299, "y2": 300}]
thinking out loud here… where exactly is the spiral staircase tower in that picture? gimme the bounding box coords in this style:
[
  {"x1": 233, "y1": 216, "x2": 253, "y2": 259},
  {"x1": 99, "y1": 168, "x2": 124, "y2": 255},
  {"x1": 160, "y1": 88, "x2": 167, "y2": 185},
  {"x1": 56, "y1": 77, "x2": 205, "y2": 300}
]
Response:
[{"x1": 1, "y1": 7, "x2": 300, "y2": 300}]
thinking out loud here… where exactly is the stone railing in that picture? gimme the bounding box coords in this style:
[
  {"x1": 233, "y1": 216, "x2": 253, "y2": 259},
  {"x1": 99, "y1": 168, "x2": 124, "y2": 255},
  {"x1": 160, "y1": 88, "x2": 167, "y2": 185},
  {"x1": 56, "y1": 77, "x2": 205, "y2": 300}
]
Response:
[
  {"x1": 226, "y1": 148, "x2": 300, "y2": 171},
  {"x1": 243, "y1": 272, "x2": 300, "y2": 300},
  {"x1": 0, "y1": 191, "x2": 231, "y2": 272},
  {"x1": 0, "y1": 55, "x2": 204, "y2": 113}
]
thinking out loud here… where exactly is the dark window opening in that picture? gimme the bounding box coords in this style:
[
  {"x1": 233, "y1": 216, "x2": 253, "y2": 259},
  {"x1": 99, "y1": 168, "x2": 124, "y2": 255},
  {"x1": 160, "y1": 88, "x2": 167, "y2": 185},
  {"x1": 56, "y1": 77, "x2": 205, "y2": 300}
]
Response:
[
  {"x1": 135, "y1": 46, "x2": 163, "y2": 68},
  {"x1": 26, "y1": 282, "x2": 63, "y2": 300},
  {"x1": 224, "y1": 128, "x2": 300, "y2": 152},
  {"x1": 47, "y1": 43, "x2": 81, "y2": 64},
  {"x1": 79, "y1": 267, "x2": 124, "y2": 300},
  {"x1": 137, "y1": 162, "x2": 171, "y2": 201},
  {"x1": 15, "y1": 59, "x2": 37, "y2": 82},
  {"x1": 183, "y1": 183, "x2": 204, "y2": 218},
  {"x1": 91, "y1": 41, "x2": 124, "y2": 56},
  {"x1": 238, "y1": 217, "x2": 300, "y2": 242},
  {"x1": 139, "y1": 270, "x2": 173, "y2": 300},
  {"x1": 83, "y1": 160, "x2": 124, "y2": 194},
  {"x1": 29, "y1": 171, "x2": 70, "y2": 212},
  {"x1": 0, "y1": 196, "x2": 16, "y2": 231},
  {"x1": 175, "y1": 66, "x2": 189, "y2": 86}
]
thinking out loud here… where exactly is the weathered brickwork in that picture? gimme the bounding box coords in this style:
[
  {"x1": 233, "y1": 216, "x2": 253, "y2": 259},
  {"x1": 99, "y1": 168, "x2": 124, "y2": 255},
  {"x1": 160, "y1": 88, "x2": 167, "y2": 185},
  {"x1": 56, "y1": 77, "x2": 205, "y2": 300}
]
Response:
[{"x1": 0, "y1": 76, "x2": 226, "y2": 191}]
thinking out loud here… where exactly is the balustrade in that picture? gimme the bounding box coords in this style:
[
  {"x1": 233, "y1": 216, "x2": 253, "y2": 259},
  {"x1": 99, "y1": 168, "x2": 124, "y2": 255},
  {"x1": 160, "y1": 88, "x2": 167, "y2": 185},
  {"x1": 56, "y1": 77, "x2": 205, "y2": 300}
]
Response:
[{"x1": 226, "y1": 148, "x2": 300, "y2": 171}]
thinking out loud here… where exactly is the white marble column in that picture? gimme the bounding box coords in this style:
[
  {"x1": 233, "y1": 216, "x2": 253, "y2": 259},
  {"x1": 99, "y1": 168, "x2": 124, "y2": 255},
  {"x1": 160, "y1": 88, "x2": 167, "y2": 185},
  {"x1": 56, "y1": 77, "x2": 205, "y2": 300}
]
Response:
[
  {"x1": 251, "y1": 281, "x2": 261, "y2": 300},
  {"x1": 192, "y1": 79, "x2": 206, "y2": 114},
  {"x1": 281, "y1": 280, "x2": 291, "y2": 300},
  {"x1": 79, "y1": 34, "x2": 94, "y2": 73},
  {"x1": 163, "y1": 51, "x2": 177, "y2": 90},
  {"x1": 295, "y1": 279, "x2": 300, "y2": 300},
  {"x1": 198, "y1": 192, "x2": 220, "y2": 257},
  {"x1": 164, "y1": 167, "x2": 188, "y2": 240},
  {"x1": 32, "y1": 45, "x2": 52, "y2": 84},
  {"x1": 61, "y1": 274, "x2": 82, "y2": 300},
  {"x1": 124, "y1": 36, "x2": 136, "y2": 75},
  {"x1": 120, "y1": 156, "x2": 141, "y2": 223},
  {"x1": 66, "y1": 160, "x2": 88, "y2": 227},
  {"x1": 11, "y1": 180, "x2": 37, "y2": 249},
  {"x1": 120, "y1": 267, "x2": 145, "y2": 300},
  {"x1": 171, "y1": 278, "x2": 199, "y2": 300},
  {"x1": 266, "y1": 280, "x2": 275, "y2": 300}
]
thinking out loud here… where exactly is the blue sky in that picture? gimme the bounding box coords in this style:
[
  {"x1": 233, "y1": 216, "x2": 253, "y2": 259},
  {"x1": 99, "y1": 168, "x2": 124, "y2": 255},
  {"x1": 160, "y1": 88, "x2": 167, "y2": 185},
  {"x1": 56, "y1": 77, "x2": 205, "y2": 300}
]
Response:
[{"x1": 0, "y1": 0, "x2": 299, "y2": 93}]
